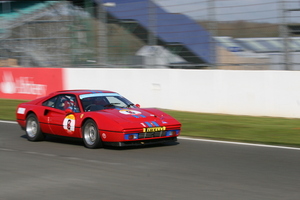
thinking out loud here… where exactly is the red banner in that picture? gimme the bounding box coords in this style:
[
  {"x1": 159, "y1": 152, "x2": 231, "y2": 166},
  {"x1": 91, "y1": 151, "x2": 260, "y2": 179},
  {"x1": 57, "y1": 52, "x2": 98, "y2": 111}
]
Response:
[{"x1": 0, "y1": 68, "x2": 63, "y2": 100}]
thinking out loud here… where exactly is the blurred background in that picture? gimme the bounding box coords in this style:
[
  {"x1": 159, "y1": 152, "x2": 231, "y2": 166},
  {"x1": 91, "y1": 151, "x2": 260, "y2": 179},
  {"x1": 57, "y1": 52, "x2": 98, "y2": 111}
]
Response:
[{"x1": 1, "y1": 0, "x2": 300, "y2": 70}]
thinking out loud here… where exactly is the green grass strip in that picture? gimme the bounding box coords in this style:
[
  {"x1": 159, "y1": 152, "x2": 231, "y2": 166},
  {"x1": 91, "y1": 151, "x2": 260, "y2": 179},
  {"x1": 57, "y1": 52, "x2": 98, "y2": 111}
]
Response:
[
  {"x1": 162, "y1": 109, "x2": 300, "y2": 147},
  {"x1": 0, "y1": 99, "x2": 28, "y2": 121}
]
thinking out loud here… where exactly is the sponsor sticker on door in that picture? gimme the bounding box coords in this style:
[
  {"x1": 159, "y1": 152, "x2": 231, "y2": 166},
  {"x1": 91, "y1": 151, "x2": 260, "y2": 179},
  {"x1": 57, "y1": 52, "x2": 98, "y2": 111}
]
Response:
[{"x1": 63, "y1": 114, "x2": 75, "y2": 134}]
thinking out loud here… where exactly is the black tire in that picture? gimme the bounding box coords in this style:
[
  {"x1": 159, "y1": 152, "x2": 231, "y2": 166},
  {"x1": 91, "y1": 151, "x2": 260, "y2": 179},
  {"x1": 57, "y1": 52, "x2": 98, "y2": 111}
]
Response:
[
  {"x1": 25, "y1": 113, "x2": 45, "y2": 141},
  {"x1": 82, "y1": 119, "x2": 103, "y2": 149}
]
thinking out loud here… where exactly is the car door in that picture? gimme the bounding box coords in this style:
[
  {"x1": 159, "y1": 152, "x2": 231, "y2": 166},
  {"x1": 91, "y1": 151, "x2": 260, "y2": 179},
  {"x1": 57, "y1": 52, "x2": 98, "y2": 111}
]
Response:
[{"x1": 42, "y1": 94, "x2": 81, "y2": 137}]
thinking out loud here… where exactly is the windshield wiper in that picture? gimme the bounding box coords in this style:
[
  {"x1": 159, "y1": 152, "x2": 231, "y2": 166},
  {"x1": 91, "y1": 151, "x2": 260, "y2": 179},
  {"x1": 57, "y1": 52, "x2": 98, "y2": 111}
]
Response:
[
  {"x1": 104, "y1": 103, "x2": 120, "y2": 108},
  {"x1": 127, "y1": 104, "x2": 134, "y2": 108}
]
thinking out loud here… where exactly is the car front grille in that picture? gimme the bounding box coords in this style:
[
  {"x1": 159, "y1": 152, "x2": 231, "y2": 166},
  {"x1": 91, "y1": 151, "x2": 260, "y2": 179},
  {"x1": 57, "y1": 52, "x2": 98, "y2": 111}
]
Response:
[{"x1": 138, "y1": 131, "x2": 167, "y2": 139}]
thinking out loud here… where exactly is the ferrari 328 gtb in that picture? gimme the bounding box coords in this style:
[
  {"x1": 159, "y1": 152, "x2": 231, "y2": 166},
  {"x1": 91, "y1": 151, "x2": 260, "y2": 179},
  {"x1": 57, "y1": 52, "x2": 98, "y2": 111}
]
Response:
[{"x1": 16, "y1": 90, "x2": 181, "y2": 148}]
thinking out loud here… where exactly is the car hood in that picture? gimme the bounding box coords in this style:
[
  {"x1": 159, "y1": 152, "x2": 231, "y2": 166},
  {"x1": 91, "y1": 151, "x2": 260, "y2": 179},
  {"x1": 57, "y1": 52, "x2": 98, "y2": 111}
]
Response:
[{"x1": 99, "y1": 107, "x2": 177, "y2": 128}]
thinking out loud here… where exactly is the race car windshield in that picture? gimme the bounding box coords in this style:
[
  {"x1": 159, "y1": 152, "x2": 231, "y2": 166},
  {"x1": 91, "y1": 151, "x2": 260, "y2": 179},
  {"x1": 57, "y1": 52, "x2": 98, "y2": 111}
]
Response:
[{"x1": 79, "y1": 93, "x2": 135, "y2": 112}]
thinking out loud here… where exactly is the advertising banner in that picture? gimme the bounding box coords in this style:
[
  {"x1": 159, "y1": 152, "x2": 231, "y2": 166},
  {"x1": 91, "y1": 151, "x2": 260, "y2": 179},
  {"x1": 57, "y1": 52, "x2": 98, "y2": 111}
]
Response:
[{"x1": 0, "y1": 68, "x2": 63, "y2": 100}]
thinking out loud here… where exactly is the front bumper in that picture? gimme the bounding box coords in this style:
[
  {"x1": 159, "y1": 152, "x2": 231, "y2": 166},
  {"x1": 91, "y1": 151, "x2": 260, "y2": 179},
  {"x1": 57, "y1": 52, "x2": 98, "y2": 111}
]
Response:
[{"x1": 103, "y1": 137, "x2": 178, "y2": 147}]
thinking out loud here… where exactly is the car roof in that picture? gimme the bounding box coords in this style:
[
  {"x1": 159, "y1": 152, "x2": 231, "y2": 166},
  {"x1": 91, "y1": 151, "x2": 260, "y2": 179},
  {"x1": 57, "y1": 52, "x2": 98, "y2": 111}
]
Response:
[{"x1": 51, "y1": 90, "x2": 117, "y2": 96}]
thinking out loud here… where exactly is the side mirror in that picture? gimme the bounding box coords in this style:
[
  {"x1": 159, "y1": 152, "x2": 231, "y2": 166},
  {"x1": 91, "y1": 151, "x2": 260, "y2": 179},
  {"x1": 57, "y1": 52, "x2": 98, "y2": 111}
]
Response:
[
  {"x1": 65, "y1": 108, "x2": 73, "y2": 114},
  {"x1": 135, "y1": 104, "x2": 140, "y2": 108}
]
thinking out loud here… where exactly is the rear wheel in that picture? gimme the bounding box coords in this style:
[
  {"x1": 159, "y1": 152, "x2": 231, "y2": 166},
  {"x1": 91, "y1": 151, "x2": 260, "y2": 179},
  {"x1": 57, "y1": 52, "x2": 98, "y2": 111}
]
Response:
[
  {"x1": 26, "y1": 113, "x2": 45, "y2": 141},
  {"x1": 82, "y1": 119, "x2": 102, "y2": 149}
]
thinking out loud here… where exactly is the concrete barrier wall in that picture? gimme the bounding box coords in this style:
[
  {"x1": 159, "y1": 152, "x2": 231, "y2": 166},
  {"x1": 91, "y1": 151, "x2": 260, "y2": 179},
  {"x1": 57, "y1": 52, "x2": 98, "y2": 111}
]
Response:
[{"x1": 65, "y1": 68, "x2": 300, "y2": 118}]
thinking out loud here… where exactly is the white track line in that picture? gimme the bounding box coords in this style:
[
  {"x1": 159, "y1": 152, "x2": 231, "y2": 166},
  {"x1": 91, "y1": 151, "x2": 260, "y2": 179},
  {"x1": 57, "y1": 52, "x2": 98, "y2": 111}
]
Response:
[
  {"x1": 0, "y1": 120, "x2": 17, "y2": 124},
  {"x1": 1, "y1": 120, "x2": 300, "y2": 151},
  {"x1": 179, "y1": 136, "x2": 300, "y2": 151}
]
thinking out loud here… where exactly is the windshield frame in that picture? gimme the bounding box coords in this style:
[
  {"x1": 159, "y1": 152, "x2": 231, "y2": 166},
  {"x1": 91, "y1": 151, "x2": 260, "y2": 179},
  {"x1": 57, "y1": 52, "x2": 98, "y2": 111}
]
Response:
[{"x1": 79, "y1": 93, "x2": 136, "y2": 112}]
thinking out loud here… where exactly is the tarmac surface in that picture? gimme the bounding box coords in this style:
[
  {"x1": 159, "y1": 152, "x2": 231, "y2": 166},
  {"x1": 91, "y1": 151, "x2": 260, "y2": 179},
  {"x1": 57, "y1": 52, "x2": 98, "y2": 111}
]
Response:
[{"x1": 1, "y1": 121, "x2": 300, "y2": 200}]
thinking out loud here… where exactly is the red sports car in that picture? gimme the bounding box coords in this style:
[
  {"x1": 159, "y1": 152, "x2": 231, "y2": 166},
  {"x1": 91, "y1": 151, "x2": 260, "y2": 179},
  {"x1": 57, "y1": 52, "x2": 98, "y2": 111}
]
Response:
[{"x1": 16, "y1": 90, "x2": 181, "y2": 148}]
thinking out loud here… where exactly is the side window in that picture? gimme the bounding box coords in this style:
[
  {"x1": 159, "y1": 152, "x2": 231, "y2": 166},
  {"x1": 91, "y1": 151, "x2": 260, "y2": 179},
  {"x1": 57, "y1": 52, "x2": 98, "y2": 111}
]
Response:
[
  {"x1": 55, "y1": 95, "x2": 66, "y2": 111},
  {"x1": 42, "y1": 96, "x2": 58, "y2": 108},
  {"x1": 55, "y1": 94, "x2": 80, "y2": 113}
]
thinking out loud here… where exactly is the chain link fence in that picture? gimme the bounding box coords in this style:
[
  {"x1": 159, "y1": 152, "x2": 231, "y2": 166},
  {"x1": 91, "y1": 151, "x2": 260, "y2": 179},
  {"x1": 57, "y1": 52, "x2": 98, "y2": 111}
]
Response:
[{"x1": 0, "y1": 0, "x2": 300, "y2": 70}]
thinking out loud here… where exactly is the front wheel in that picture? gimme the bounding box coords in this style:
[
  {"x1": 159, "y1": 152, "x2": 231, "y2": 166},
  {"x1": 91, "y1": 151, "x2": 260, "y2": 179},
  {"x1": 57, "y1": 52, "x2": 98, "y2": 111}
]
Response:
[
  {"x1": 25, "y1": 113, "x2": 45, "y2": 141},
  {"x1": 82, "y1": 119, "x2": 103, "y2": 149}
]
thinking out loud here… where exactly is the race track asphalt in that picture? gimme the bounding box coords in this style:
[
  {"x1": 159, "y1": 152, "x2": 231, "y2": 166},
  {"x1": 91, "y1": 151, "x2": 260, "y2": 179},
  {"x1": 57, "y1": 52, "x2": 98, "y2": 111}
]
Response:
[{"x1": 1, "y1": 121, "x2": 300, "y2": 200}]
